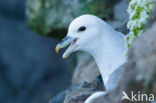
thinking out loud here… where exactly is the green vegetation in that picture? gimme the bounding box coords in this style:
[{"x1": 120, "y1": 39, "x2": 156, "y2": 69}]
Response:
[
  {"x1": 26, "y1": 0, "x2": 114, "y2": 39},
  {"x1": 126, "y1": 0, "x2": 154, "y2": 47}
]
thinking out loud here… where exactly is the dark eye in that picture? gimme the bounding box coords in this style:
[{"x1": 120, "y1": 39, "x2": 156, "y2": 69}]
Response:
[{"x1": 78, "y1": 26, "x2": 86, "y2": 32}]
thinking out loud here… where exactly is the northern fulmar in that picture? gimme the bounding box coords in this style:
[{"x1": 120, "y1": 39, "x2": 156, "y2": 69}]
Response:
[{"x1": 55, "y1": 14, "x2": 127, "y2": 103}]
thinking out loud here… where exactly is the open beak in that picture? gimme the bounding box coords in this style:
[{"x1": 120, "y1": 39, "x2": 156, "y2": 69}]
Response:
[{"x1": 55, "y1": 36, "x2": 78, "y2": 59}]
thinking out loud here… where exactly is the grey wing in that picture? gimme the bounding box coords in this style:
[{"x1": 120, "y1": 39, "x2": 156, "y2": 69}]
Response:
[{"x1": 105, "y1": 64, "x2": 125, "y2": 92}]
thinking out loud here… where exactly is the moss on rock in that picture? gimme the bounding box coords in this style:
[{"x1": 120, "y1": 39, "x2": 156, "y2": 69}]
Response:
[{"x1": 26, "y1": 0, "x2": 117, "y2": 39}]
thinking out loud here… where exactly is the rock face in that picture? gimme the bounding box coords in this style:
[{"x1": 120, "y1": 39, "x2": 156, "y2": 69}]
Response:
[
  {"x1": 72, "y1": 53, "x2": 100, "y2": 84},
  {"x1": 64, "y1": 76, "x2": 105, "y2": 103},
  {"x1": 126, "y1": 21, "x2": 156, "y2": 96},
  {"x1": 26, "y1": 0, "x2": 118, "y2": 39},
  {"x1": 50, "y1": 76, "x2": 104, "y2": 103}
]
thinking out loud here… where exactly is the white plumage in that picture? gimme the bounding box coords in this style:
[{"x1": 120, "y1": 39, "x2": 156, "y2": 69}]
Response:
[{"x1": 56, "y1": 14, "x2": 127, "y2": 103}]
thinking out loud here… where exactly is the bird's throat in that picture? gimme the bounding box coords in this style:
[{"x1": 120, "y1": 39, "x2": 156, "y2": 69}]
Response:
[{"x1": 90, "y1": 33, "x2": 127, "y2": 85}]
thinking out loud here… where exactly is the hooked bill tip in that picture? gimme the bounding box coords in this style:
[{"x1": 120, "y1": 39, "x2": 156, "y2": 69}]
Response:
[
  {"x1": 63, "y1": 54, "x2": 67, "y2": 59},
  {"x1": 55, "y1": 44, "x2": 60, "y2": 54}
]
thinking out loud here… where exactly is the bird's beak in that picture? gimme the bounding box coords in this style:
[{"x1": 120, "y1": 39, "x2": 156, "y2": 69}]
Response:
[{"x1": 55, "y1": 36, "x2": 78, "y2": 59}]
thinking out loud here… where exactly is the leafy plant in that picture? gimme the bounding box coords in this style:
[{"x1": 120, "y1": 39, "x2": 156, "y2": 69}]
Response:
[{"x1": 126, "y1": 0, "x2": 154, "y2": 47}]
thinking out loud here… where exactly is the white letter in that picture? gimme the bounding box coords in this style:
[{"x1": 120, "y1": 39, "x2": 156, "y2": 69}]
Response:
[
  {"x1": 149, "y1": 94, "x2": 154, "y2": 101},
  {"x1": 141, "y1": 94, "x2": 148, "y2": 101},
  {"x1": 131, "y1": 91, "x2": 137, "y2": 101}
]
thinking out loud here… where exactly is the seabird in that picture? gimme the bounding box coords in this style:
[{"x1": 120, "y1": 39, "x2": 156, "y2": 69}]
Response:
[{"x1": 55, "y1": 14, "x2": 127, "y2": 103}]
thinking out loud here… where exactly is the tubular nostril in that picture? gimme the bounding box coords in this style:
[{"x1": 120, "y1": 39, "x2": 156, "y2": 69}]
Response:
[{"x1": 62, "y1": 36, "x2": 69, "y2": 42}]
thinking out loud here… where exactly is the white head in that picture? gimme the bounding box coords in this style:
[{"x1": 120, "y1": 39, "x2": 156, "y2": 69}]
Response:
[{"x1": 55, "y1": 14, "x2": 110, "y2": 58}]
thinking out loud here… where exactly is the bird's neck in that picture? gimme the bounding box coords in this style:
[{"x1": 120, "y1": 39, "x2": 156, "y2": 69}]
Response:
[{"x1": 89, "y1": 30, "x2": 127, "y2": 84}]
